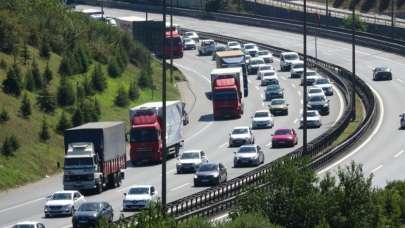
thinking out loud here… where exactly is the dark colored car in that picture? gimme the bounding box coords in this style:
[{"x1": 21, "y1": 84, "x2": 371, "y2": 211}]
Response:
[
  {"x1": 265, "y1": 84, "x2": 284, "y2": 100},
  {"x1": 72, "y1": 202, "x2": 113, "y2": 228},
  {"x1": 373, "y1": 67, "x2": 392, "y2": 80},
  {"x1": 194, "y1": 162, "x2": 227, "y2": 187}
]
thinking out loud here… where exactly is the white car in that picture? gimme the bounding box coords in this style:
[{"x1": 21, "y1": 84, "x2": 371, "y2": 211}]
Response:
[
  {"x1": 198, "y1": 39, "x2": 216, "y2": 56},
  {"x1": 243, "y1": 43, "x2": 259, "y2": 57},
  {"x1": 229, "y1": 126, "x2": 255, "y2": 147},
  {"x1": 44, "y1": 190, "x2": 85, "y2": 217},
  {"x1": 256, "y1": 64, "x2": 274, "y2": 80},
  {"x1": 183, "y1": 38, "x2": 196, "y2": 50},
  {"x1": 248, "y1": 57, "x2": 265, "y2": 74},
  {"x1": 257, "y1": 50, "x2": 273, "y2": 63},
  {"x1": 280, "y1": 52, "x2": 300, "y2": 71},
  {"x1": 290, "y1": 60, "x2": 304, "y2": 78},
  {"x1": 12, "y1": 222, "x2": 46, "y2": 228},
  {"x1": 123, "y1": 185, "x2": 159, "y2": 211},
  {"x1": 313, "y1": 77, "x2": 333, "y2": 96},
  {"x1": 300, "y1": 110, "x2": 322, "y2": 128},
  {"x1": 105, "y1": 17, "x2": 117, "y2": 27},
  {"x1": 227, "y1": 41, "x2": 242, "y2": 50},
  {"x1": 183, "y1": 31, "x2": 199, "y2": 41},
  {"x1": 307, "y1": 86, "x2": 325, "y2": 98},
  {"x1": 301, "y1": 70, "x2": 322, "y2": 86},
  {"x1": 252, "y1": 110, "x2": 273, "y2": 129},
  {"x1": 176, "y1": 150, "x2": 207, "y2": 173},
  {"x1": 260, "y1": 70, "x2": 278, "y2": 86}
]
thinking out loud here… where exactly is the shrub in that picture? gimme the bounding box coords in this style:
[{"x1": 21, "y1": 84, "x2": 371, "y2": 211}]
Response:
[
  {"x1": 56, "y1": 111, "x2": 72, "y2": 134},
  {"x1": 91, "y1": 64, "x2": 107, "y2": 92},
  {"x1": 2, "y1": 64, "x2": 23, "y2": 96},
  {"x1": 39, "y1": 116, "x2": 51, "y2": 141},
  {"x1": 19, "y1": 93, "x2": 32, "y2": 118},
  {"x1": 36, "y1": 86, "x2": 57, "y2": 113},
  {"x1": 343, "y1": 14, "x2": 368, "y2": 32},
  {"x1": 0, "y1": 107, "x2": 10, "y2": 123},
  {"x1": 115, "y1": 85, "x2": 129, "y2": 107}
]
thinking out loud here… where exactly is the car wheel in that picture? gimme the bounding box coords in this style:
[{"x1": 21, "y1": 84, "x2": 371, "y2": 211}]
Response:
[
  {"x1": 96, "y1": 182, "x2": 103, "y2": 194},
  {"x1": 71, "y1": 206, "x2": 75, "y2": 216}
]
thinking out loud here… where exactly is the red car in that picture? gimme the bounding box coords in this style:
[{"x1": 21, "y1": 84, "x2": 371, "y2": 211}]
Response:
[{"x1": 271, "y1": 128, "x2": 298, "y2": 148}]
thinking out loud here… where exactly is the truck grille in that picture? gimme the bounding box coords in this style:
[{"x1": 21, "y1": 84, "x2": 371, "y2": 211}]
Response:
[{"x1": 64, "y1": 174, "x2": 93, "y2": 181}]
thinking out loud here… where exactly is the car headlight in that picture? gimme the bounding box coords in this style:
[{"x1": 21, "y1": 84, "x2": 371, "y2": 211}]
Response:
[
  {"x1": 63, "y1": 205, "x2": 72, "y2": 211},
  {"x1": 212, "y1": 173, "x2": 219, "y2": 178},
  {"x1": 323, "y1": 103, "x2": 329, "y2": 107},
  {"x1": 194, "y1": 175, "x2": 198, "y2": 179},
  {"x1": 176, "y1": 161, "x2": 182, "y2": 166}
]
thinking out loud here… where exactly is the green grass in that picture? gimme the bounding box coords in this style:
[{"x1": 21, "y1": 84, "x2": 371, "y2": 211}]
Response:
[
  {"x1": 331, "y1": 95, "x2": 364, "y2": 147},
  {"x1": 0, "y1": 47, "x2": 182, "y2": 190}
]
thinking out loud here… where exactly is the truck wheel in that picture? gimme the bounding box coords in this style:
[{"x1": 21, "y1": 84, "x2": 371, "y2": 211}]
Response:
[{"x1": 96, "y1": 183, "x2": 103, "y2": 194}]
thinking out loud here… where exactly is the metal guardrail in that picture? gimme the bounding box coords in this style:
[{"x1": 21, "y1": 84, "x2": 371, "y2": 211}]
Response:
[{"x1": 113, "y1": 30, "x2": 377, "y2": 224}]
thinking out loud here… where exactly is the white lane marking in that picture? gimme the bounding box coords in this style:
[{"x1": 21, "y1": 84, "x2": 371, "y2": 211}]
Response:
[
  {"x1": 298, "y1": 91, "x2": 302, "y2": 96},
  {"x1": 300, "y1": 109, "x2": 303, "y2": 114},
  {"x1": 318, "y1": 83, "x2": 384, "y2": 174},
  {"x1": 294, "y1": 118, "x2": 298, "y2": 124},
  {"x1": 248, "y1": 79, "x2": 252, "y2": 83},
  {"x1": 168, "y1": 169, "x2": 176, "y2": 174},
  {"x1": 261, "y1": 94, "x2": 264, "y2": 99},
  {"x1": 0, "y1": 197, "x2": 45, "y2": 214},
  {"x1": 394, "y1": 150, "x2": 404, "y2": 158},
  {"x1": 292, "y1": 84, "x2": 297, "y2": 88},
  {"x1": 397, "y1": 78, "x2": 404, "y2": 84},
  {"x1": 255, "y1": 86, "x2": 260, "y2": 90},
  {"x1": 262, "y1": 102, "x2": 265, "y2": 107},
  {"x1": 170, "y1": 183, "x2": 190, "y2": 191},
  {"x1": 300, "y1": 100, "x2": 303, "y2": 105},
  {"x1": 266, "y1": 142, "x2": 272, "y2": 147},
  {"x1": 371, "y1": 165, "x2": 383, "y2": 173},
  {"x1": 219, "y1": 142, "x2": 228, "y2": 148},
  {"x1": 174, "y1": 62, "x2": 210, "y2": 83},
  {"x1": 332, "y1": 84, "x2": 345, "y2": 126},
  {"x1": 186, "y1": 122, "x2": 214, "y2": 141}
]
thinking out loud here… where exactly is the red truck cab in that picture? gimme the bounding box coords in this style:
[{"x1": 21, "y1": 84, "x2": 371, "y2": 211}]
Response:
[
  {"x1": 130, "y1": 111, "x2": 162, "y2": 163},
  {"x1": 212, "y1": 78, "x2": 243, "y2": 119},
  {"x1": 165, "y1": 31, "x2": 183, "y2": 58}
]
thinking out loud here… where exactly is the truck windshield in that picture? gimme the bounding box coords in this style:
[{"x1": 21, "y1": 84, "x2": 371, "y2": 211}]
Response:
[
  {"x1": 64, "y1": 157, "x2": 93, "y2": 166},
  {"x1": 131, "y1": 128, "x2": 158, "y2": 142},
  {"x1": 213, "y1": 90, "x2": 237, "y2": 101}
]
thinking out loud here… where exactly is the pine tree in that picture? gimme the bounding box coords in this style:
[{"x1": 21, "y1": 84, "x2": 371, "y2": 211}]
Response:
[
  {"x1": 32, "y1": 58, "x2": 42, "y2": 89},
  {"x1": 83, "y1": 76, "x2": 93, "y2": 96},
  {"x1": 20, "y1": 42, "x2": 31, "y2": 65},
  {"x1": 107, "y1": 58, "x2": 122, "y2": 78},
  {"x1": 1, "y1": 137, "x2": 12, "y2": 156},
  {"x1": 91, "y1": 64, "x2": 107, "y2": 92},
  {"x1": 59, "y1": 51, "x2": 75, "y2": 76},
  {"x1": 2, "y1": 64, "x2": 23, "y2": 96},
  {"x1": 57, "y1": 76, "x2": 75, "y2": 106},
  {"x1": 0, "y1": 107, "x2": 10, "y2": 123},
  {"x1": 8, "y1": 135, "x2": 19, "y2": 151},
  {"x1": 19, "y1": 93, "x2": 32, "y2": 118},
  {"x1": 138, "y1": 68, "x2": 153, "y2": 88},
  {"x1": 0, "y1": 59, "x2": 7, "y2": 70},
  {"x1": 25, "y1": 69, "x2": 35, "y2": 91},
  {"x1": 43, "y1": 63, "x2": 53, "y2": 84},
  {"x1": 39, "y1": 117, "x2": 51, "y2": 141},
  {"x1": 80, "y1": 98, "x2": 99, "y2": 123},
  {"x1": 40, "y1": 38, "x2": 51, "y2": 59},
  {"x1": 71, "y1": 106, "x2": 83, "y2": 127},
  {"x1": 37, "y1": 86, "x2": 56, "y2": 113},
  {"x1": 76, "y1": 82, "x2": 85, "y2": 101},
  {"x1": 94, "y1": 98, "x2": 101, "y2": 117},
  {"x1": 114, "y1": 85, "x2": 129, "y2": 107},
  {"x1": 77, "y1": 45, "x2": 90, "y2": 73},
  {"x1": 128, "y1": 80, "x2": 140, "y2": 100},
  {"x1": 56, "y1": 111, "x2": 72, "y2": 134}
]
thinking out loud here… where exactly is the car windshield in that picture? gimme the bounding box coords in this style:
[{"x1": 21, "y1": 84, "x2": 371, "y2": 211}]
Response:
[
  {"x1": 52, "y1": 193, "x2": 72, "y2": 200},
  {"x1": 130, "y1": 128, "x2": 158, "y2": 143},
  {"x1": 198, "y1": 164, "x2": 218, "y2": 172},
  {"x1": 238, "y1": 146, "x2": 256, "y2": 153},
  {"x1": 267, "y1": 85, "x2": 280, "y2": 90},
  {"x1": 13, "y1": 225, "x2": 35, "y2": 228},
  {"x1": 258, "y1": 50, "x2": 269, "y2": 55},
  {"x1": 64, "y1": 157, "x2": 93, "y2": 166},
  {"x1": 263, "y1": 72, "x2": 275, "y2": 76},
  {"x1": 307, "y1": 71, "x2": 317, "y2": 76},
  {"x1": 284, "y1": 54, "x2": 298, "y2": 60},
  {"x1": 255, "y1": 112, "x2": 269, "y2": 118},
  {"x1": 293, "y1": 64, "x2": 304, "y2": 69},
  {"x1": 309, "y1": 96, "x2": 325, "y2": 102},
  {"x1": 377, "y1": 72, "x2": 391, "y2": 77},
  {"x1": 271, "y1": 99, "x2": 285, "y2": 105},
  {"x1": 260, "y1": 66, "x2": 271, "y2": 71},
  {"x1": 78, "y1": 203, "x2": 101, "y2": 212},
  {"x1": 228, "y1": 42, "x2": 239, "y2": 46},
  {"x1": 232, "y1": 128, "x2": 248, "y2": 134},
  {"x1": 307, "y1": 111, "x2": 318, "y2": 117},
  {"x1": 245, "y1": 44, "x2": 255, "y2": 49},
  {"x1": 181, "y1": 152, "x2": 200, "y2": 159},
  {"x1": 129, "y1": 187, "x2": 149, "y2": 195},
  {"x1": 309, "y1": 88, "x2": 323, "y2": 94},
  {"x1": 274, "y1": 129, "x2": 291, "y2": 135},
  {"x1": 213, "y1": 90, "x2": 237, "y2": 101},
  {"x1": 251, "y1": 59, "x2": 264, "y2": 65},
  {"x1": 315, "y1": 79, "x2": 329, "y2": 84}
]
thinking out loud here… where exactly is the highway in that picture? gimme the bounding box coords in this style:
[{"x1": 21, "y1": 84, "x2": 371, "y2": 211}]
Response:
[
  {"x1": 0, "y1": 16, "x2": 343, "y2": 227},
  {"x1": 78, "y1": 5, "x2": 405, "y2": 186}
]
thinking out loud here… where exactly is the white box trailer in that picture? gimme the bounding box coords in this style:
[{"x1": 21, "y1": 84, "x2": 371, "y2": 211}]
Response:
[
  {"x1": 210, "y1": 67, "x2": 246, "y2": 97},
  {"x1": 115, "y1": 15, "x2": 145, "y2": 34}
]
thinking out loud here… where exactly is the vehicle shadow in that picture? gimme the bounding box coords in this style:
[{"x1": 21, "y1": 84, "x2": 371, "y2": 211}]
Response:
[
  {"x1": 199, "y1": 114, "x2": 214, "y2": 122},
  {"x1": 205, "y1": 92, "x2": 212, "y2": 100}
]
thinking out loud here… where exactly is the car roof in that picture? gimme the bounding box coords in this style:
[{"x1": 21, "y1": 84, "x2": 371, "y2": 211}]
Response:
[
  {"x1": 309, "y1": 87, "x2": 323, "y2": 91},
  {"x1": 14, "y1": 221, "x2": 40, "y2": 225},
  {"x1": 244, "y1": 43, "x2": 256, "y2": 46},
  {"x1": 251, "y1": 57, "x2": 264, "y2": 61},
  {"x1": 275, "y1": 128, "x2": 292, "y2": 131},
  {"x1": 128, "y1": 185, "x2": 152, "y2": 189},
  {"x1": 239, "y1": 144, "x2": 257, "y2": 149},
  {"x1": 54, "y1": 190, "x2": 76, "y2": 194},
  {"x1": 233, "y1": 126, "x2": 249, "y2": 130},
  {"x1": 182, "y1": 150, "x2": 202, "y2": 154},
  {"x1": 255, "y1": 109, "x2": 270, "y2": 113},
  {"x1": 281, "y1": 52, "x2": 298, "y2": 55}
]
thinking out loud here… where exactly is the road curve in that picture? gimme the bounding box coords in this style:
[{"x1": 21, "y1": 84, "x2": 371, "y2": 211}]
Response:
[{"x1": 0, "y1": 7, "x2": 344, "y2": 228}]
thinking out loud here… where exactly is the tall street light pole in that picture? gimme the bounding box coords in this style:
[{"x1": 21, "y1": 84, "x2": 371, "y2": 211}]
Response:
[
  {"x1": 391, "y1": 0, "x2": 396, "y2": 39},
  {"x1": 303, "y1": 0, "x2": 308, "y2": 155},
  {"x1": 170, "y1": 0, "x2": 174, "y2": 83},
  {"x1": 351, "y1": 2, "x2": 356, "y2": 121},
  {"x1": 326, "y1": 0, "x2": 329, "y2": 27},
  {"x1": 161, "y1": 0, "x2": 168, "y2": 212}
]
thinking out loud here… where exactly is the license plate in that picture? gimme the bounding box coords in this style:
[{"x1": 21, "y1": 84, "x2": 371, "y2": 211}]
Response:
[
  {"x1": 201, "y1": 179, "x2": 209, "y2": 182},
  {"x1": 79, "y1": 220, "x2": 87, "y2": 223},
  {"x1": 279, "y1": 141, "x2": 286, "y2": 144}
]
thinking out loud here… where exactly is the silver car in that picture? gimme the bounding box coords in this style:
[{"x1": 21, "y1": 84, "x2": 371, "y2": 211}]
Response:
[
  {"x1": 194, "y1": 163, "x2": 227, "y2": 186},
  {"x1": 233, "y1": 145, "x2": 264, "y2": 167},
  {"x1": 307, "y1": 95, "x2": 330, "y2": 115},
  {"x1": 257, "y1": 50, "x2": 273, "y2": 63},
  {"x1": 229, "y1": 126, "x2": 255, "y2": 147},
  {"x1": 300, "y1": 110, "x2": 322, "y2": 128},
  {"x1": 176, "y1": 150, "x2": 207, "y2": 173}
]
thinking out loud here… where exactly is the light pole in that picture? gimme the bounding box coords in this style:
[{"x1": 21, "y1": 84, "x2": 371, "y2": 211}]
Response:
[
  {"x1": 326, "y1": 0, "x2": 329, "y2": 27},
  {"x1": 391, "y1": 0, "x2": 396, "y2": 39},
  {"x1": 161, "y1": 0, "x2": 168, "y2": 212},
  {"x1": 351, "y1": 2, "x2": 356, "y2": 121},
  {"x1": 170, "y1": 0, "x2": 174, "y2": 83},
  {"x1": 315, "y1": 13, "x2": 320, "y2": 63},
  {"x1": 303, "y1": 0, "x2": 308, "y2": 155}
]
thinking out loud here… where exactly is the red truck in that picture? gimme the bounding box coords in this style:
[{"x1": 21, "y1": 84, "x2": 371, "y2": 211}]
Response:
[
  {"x1": 129, "y1": 101, "x2": 187, "y2": 164},
  {"x1": 165, "y1": 31, "x2": 183, "y2": 58},
  {"x1": 210, "y1": 67, "x2": 245, "y2": 120}
]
